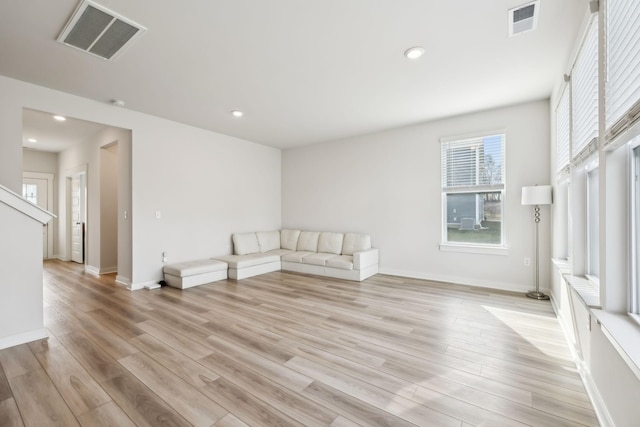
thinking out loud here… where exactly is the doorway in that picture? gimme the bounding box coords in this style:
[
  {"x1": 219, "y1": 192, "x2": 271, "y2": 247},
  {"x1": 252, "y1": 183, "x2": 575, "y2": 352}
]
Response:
[
  {"x1": 22, "y1": 172, "x2": 54, "y2": 259},
  {"x1": 69, "y1": 172, "x2": 86, "y2": 264}
]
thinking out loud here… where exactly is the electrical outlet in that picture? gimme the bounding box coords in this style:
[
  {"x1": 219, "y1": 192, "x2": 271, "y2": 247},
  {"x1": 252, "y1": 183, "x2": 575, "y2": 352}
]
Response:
[
  {"x1": 524, "y1": 257, "x2": 531, "y2": 266},
  {"x1": 162, "y1": 251, "x2": 167, "y2": 263}
]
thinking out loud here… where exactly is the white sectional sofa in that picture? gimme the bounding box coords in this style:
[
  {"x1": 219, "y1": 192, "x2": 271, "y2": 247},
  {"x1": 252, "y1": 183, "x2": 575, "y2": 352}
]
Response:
[{"x1": 214, "y1": 229, "x2": 378, "y2": 281}]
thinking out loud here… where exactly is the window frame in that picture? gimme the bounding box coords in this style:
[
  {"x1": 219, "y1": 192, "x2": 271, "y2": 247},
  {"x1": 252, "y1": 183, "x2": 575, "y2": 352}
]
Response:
[
  {"x1": 585, "y1": 160, "x2": 600, "y2": 284},
  {"x1": 630, "y1": 139, "x2": 640, "y2": 321},
  {"x1": 440, "y1": 132, "x2": 507, "y2": 254}
]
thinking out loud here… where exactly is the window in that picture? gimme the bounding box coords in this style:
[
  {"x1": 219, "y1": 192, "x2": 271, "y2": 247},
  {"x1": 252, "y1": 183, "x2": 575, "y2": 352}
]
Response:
[
  {"x1": 22, "y1": 183, "x2": 37, "y2": 204},
  {"x1": 606, "y1": 0, "x2": 640, "y2": 140},
  {"x1": 572, "y1": 18, "x2": 598, "y2": 158},
  {"x1": 441, "y1": 133, "x2": 505, "y2": 247},
  {"x1": 586, "y1": 165, "x2": 599, "y2": 281}
]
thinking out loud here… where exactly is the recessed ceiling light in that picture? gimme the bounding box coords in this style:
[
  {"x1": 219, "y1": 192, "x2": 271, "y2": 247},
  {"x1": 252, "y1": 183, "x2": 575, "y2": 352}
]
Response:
[
  {"x1": 404, "y1": 46, "x2": 425, "y2": 60},
  {"x1": 53, "y1": 115, "x2": 66, "y2": 122},
  {"x1": 231, "y1": 110, "x2": 244, "y2": 118},
  {"x1": 27, "y1": 138, "x2": 37, "y2": 143}
]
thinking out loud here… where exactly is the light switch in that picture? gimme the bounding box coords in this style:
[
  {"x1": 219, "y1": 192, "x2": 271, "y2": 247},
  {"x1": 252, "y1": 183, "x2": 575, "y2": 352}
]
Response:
[{"x1": 155, "y1": 210, "x2": 161, "y2": 219}]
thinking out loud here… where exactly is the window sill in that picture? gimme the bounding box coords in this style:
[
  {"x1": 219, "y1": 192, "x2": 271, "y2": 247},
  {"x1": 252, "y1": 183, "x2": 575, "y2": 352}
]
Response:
[
  {"x1": 563, "y1": 274, "x2": 601, "y2": 309},
  {"x1": 591, "y1": 310, "x2": 640, "y2": 382},
  {"x1": 439, "y1": 243, "x2": 509, "y2": 256},
  {"x1": 552, "y1": 258, "x2": 571, "y2": 274}
]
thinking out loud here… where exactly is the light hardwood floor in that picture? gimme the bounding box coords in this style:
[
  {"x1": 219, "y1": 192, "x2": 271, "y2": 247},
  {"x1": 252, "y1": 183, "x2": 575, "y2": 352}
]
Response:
[{"x1": 0, "y1": 260, "x2": 599, "y2": 426}]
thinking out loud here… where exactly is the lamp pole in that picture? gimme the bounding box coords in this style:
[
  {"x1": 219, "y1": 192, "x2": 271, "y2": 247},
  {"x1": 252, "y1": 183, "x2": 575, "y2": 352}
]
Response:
[{"x1": 526, "y1": 204, "x2": 549, "y2": 300}]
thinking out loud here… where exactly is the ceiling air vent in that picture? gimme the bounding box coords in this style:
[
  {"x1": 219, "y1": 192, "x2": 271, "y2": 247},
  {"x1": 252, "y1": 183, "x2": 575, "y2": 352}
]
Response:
[
  {"x1": 508, "y1": 0, "x2": 540, "y2": 37},
  {"x1": 57, "y1": 0, "x2": 146, "y2": 61}
]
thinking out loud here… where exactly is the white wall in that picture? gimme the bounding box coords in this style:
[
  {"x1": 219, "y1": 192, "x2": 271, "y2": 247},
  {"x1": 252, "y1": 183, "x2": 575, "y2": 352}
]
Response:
[
  {"x1": 0, "y1": 191, "x2": 51, "y2": 349},
  {"x1": 0, "y1": 75, "x2": 281, "y2": 289},
  {"x1": 100, "y1": 143, "x2": 118, "y2": 273},
  {"x1": 131, "y1": 121, "x2": 281, "y2": 287},
  {"x1": 283, "y1": 100, "x2": 551, "y2": 292}
]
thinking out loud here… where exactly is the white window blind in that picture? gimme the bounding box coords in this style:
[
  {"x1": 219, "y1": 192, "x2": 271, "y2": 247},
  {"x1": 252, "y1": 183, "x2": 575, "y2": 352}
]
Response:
[
  {"x1": 441, "y1": 134, "x2": 505, "y2": 192},
  {"x1": 572, "y1": 19, "x2": 599, "y2": 158},
  {"x1": 606, "y1": 0, "x2": 640, "y2": 138},
  {"x1": 556, "y1": 87, "x2": 570, "y2": 172}
]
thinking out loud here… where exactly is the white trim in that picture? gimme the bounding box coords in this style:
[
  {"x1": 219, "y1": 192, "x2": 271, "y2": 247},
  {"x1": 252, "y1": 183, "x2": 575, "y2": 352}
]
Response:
[
  {"x1": 438, "y1": 242, "x2": 509, "y2": 256},
  {"x1": 379, "y1": 268, "x2": 529, "y2": 293},
  {"x1": 0, "y1": 328, "x2": 48, "y2": 351},
  {"x1": 440, "y1": 128, "x2": 507, "y2": 143},
  {"x1": 100, "y1": 266, "x2": 118, "y2": 274},
  {"x1": 129, "y1": 280, "x2": 155, "y2": 291},
  {"x1": 85, "y1": 265, "x2": 100, "y2": 276},
  {"x1": 115, "y1": 275, "x2": 131, "y2": 287}
]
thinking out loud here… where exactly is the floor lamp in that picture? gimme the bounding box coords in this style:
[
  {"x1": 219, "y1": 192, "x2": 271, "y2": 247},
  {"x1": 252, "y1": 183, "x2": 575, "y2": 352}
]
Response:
[{"x1": 521, "y1": 185, "x2": 553, "y2": 300}]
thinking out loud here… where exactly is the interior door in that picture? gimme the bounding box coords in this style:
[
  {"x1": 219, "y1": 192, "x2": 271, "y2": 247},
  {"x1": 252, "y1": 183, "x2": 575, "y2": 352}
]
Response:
[
  {"x1": 22, "y1": 177, "x2": 48, "y2": 259},
  {"x1": 71, "y1": 175, "x2": 84, "y2": 263}
]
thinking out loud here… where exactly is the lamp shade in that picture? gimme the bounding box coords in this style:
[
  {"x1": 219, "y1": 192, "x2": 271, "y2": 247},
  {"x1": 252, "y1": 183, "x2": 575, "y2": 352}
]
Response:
[{"x1": 521, "y1": 185, "x2": 552, "y2": 205}]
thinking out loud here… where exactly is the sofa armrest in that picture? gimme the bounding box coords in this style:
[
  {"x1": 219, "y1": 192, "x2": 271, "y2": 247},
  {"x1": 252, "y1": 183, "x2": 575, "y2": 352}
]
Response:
[{"x1": 353, "y1": 248, "x2": 378, "y2": 270}]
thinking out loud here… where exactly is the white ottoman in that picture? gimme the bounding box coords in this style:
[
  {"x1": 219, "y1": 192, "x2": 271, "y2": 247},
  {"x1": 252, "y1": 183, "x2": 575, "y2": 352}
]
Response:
[{"x1": 163, "y1": 259, "x2": 228, "y2": 289}]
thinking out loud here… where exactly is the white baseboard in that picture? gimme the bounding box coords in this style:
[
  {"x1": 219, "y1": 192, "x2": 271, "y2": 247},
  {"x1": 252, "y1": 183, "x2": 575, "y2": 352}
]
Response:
[
  {"x1": 129, "y1": 280, "x2": 158, "y2": 291},
  {"x1": 85, "y1": 265, "x2": 100, "y2": 276},
  {"x1": 0, "y1": 328, "x2": 48, "y2": 351},
  {"x1": 116, "y1": 275, "x2": 131, "y2": 288},
  {"x1": 55, "y1": 255, "x2": 70, "y2": 261},
  {"x1": 100, "y1": 266, "x2": 118, "y2": 274},
  {"x1": 378, "y1": 268, "x2": 530, "y2": 293}
]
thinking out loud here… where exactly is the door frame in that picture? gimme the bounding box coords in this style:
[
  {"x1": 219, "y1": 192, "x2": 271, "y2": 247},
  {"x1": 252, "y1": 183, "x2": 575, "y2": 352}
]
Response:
[{"x1": 23, "y1": 171, "x2": 54, "y2": 259}]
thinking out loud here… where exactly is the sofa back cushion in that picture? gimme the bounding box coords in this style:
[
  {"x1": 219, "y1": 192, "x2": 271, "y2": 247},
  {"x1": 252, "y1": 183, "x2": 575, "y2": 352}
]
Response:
[
  {"x1": 256, "y1": 231, "x2": 281, "y2": 253},
  {"x1": 297, "y1": 231, "x2": 320, "y2": 252},
  {"x1": 280, "y1": 229, "x2": 301, "y2": 251},
  {"x1": 342, "y1": 233, "x2": 371, "y2": 255},
  {"x1": 233, "y1": 232, "x2": 260, "y2": 255},
  {"x1": 318, "y1": 232, "x2": 344, "y2": 255}
]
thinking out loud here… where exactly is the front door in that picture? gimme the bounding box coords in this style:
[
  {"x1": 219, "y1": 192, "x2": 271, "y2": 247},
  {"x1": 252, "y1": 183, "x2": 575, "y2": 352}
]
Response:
[{"x1": 22, "y1": 177, "x2": 48, "y2": 259}]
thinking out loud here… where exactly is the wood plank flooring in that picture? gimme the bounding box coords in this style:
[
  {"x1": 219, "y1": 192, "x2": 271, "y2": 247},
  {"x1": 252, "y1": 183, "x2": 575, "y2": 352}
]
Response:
[{"x1": 0, "y1": 260, "x2": 599, "y2": 426}]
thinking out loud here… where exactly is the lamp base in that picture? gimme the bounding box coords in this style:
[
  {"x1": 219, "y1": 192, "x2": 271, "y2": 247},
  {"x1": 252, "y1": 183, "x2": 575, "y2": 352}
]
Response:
[{"x1": 526, "y1": 291, "x2": 550, "y2": 300}]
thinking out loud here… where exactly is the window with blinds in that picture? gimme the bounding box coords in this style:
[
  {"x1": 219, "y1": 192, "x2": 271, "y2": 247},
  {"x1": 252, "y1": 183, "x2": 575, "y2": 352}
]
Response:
[
  {"x1": 572, "y1": 18, "x2": 599, "y2": 159},
  {"x1": 606, "y1": 0, "x2": 640, "y2": 141},
  {"x1": 441, "y1": 133, "x2": 505, "y2": 246},
  {"x1": 556, "y1": 87, "x2": 571, "y2": 172}
]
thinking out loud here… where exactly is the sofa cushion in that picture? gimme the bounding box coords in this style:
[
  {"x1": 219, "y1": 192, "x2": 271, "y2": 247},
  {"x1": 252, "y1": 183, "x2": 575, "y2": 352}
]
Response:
[
  {"x1": 326, "y1": 255, "x2": 354, "y2": 270},
  {"x1": 342, "y1": 233, "x2": 371, "y2": 255},
  {"x1": 163, "y1": 259, "x2": 227, "y2": 277},
  {"x1": 297, "y1": 231, "x2": 320, "y2": 252},
  {"x1": 318, "y1": 232, "x2": 344, "y2": 255},
  {"x1": 302, "y1": 253, "x2": 338, "y2": 266},
  {"x1": 215, "y1": 253, "x2": 279, "y2": 269},
  {"x1": 280, "y1": 229, "x2": 301, "y2": 251},
  {"x1": 256, "y1": 230, "x2": 281, "y2": 253},
  {"x1": 233, "y1": 232, "x2": 259, "y2": 255},
  {"x1": 281, "y1": 251, "x2": 314, "y2": 263}
]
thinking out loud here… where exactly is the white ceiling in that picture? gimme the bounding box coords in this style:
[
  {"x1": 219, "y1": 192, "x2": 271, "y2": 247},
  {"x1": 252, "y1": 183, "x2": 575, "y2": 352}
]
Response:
[
  {"x1": 1, "y1": 0, "x2": 585, "y2": 150},
  {"x1": 22, "y1": 108, "x2": 111, "y2": 152}
]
